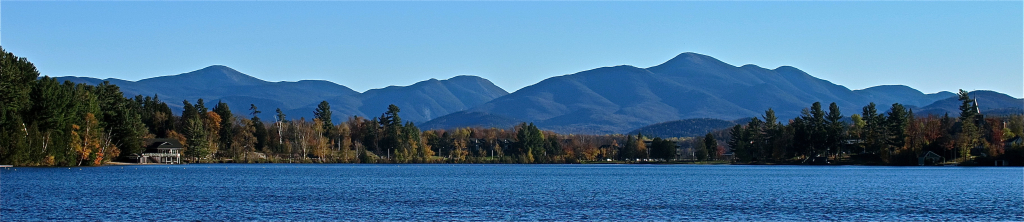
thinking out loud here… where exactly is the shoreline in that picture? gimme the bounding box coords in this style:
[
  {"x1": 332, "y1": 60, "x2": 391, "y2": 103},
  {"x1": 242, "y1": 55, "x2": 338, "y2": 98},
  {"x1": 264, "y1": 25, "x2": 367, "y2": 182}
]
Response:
[{"x1": 0, "y1": 162, "x2": 1011, "y2": 167}]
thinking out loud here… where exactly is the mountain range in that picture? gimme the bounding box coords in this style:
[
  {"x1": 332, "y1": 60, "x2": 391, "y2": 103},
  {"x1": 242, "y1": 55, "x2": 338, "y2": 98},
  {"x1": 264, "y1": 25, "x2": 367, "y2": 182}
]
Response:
[
  {"x1": 55, "y1": 52, "x2": 1022, "y2": 135},
  {"x1": 421, "y1": 53, "x2": 1014, "y2": 134},
  {"x1": 55, "y1": 65, "x2": 508, "y2": 123}
]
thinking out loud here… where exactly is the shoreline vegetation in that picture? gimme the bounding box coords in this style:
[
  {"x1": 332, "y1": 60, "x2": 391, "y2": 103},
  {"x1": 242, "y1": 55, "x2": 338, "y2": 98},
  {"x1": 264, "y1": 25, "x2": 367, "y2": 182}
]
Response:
[{"x1": 3, "y1": 47, "x2": 1023, "y2": 167}]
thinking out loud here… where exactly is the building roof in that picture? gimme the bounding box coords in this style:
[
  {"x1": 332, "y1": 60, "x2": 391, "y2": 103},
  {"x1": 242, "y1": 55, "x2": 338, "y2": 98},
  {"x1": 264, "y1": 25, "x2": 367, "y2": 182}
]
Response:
[
  {"x1": 144, "y1": 138, "x2": 184, "y2": 149},
  {"x1": 1008, "y1": 136, "x2": 1023, "y2": 145},
  {"x1": 919, "y1": 151, "x2": 941, "y2": 159}
]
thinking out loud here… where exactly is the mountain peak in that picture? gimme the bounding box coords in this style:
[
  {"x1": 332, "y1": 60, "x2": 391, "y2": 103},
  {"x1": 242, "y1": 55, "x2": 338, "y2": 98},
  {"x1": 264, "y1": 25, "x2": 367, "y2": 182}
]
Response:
[
  {"x1": 197, "y1": 64, "x2": 237, "y2": 73},
  {"x1": 137, "y1": 65, "x2": 265, "y2": 86},
  {"x1": 661, "y1": 52, "x2": 727, "y2": 66},
  {"x1": 187, "y1": 65, "x2": 264, "y2": 85},
  {"x1": 647, "y1": 52, "x2": 736, "y2": 73}
]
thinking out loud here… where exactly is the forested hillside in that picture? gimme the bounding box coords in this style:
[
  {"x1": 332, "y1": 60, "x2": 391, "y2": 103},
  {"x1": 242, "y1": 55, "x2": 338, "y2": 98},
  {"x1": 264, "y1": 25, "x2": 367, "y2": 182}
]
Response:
[
  {"x1": 56, "y1": 66, "x2": 508, "y2": 123},
  {"x1": 6, "y1": 47, "x2": 1022, "y2": 166},
  {"x1": 429, "y1": 53, "x2": 1022, "y2": 134},
  {"x1": 629, "y1": 118, "x2": 741, "y2": 139},
  {"x1": 0, "y1": 48, "x2": 668, "y2": 166}
]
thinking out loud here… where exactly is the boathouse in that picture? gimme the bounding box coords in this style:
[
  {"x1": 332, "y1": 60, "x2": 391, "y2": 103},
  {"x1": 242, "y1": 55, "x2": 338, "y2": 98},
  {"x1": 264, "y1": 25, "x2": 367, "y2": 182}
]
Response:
[
  {"x1": 137, "y1": 138, "x2": 183, "y2": 164},
  {"x1": 918, "y1": 151, "x2": 942, "y2": 166}
]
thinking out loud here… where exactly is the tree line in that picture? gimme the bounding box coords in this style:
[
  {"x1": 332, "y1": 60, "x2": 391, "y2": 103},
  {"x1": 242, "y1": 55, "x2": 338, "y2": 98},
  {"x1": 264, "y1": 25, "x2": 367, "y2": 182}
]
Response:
[
  {"x1": 0, "y1": 48, "x2": 685, "y2": 166},
  {"x1": 724, "y1": 93, "x2": 1024, "y2": 165},
  {"x1": 4, "y1": 47, "x2": 1019, "y2": 166}
]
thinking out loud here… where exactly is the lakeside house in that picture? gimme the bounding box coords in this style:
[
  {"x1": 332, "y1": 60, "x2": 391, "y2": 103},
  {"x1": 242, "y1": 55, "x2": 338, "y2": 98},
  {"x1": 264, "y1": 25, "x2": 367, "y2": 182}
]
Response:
[
  {"x1": 1007, "y1": 136, "x2": 1022, "y2": 148},
  {"x1": 918, "y1": 151, "x2": 943, "y2": 166},
  {"x1": 131, "y1": 138, "x2": 183, "y2": 164}
]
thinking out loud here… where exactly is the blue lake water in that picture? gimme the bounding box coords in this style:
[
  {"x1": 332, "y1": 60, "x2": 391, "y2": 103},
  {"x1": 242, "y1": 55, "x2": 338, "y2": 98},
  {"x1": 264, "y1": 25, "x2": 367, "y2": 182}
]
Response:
[{"x1": 2, "y1": 164, "x2": 1021, "y2": 221}]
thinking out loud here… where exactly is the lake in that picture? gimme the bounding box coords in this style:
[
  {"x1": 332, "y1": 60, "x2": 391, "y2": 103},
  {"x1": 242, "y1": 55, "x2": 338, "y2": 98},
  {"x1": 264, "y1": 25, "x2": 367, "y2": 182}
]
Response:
[{"x1": 1, "y1": 164, "x2": 1021, "y2": 221}]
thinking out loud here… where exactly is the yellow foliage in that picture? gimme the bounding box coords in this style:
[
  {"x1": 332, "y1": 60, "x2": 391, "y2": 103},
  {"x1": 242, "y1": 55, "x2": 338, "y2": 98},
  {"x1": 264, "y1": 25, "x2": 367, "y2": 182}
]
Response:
[{"x1": 43, "y1": 155, "x2": 55, "y2": 166}]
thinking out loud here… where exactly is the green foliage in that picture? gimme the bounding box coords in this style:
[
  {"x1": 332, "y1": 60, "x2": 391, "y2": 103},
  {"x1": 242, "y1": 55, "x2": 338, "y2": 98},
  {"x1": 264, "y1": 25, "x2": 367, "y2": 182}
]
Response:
[
  {"x1": 704, "y1": 133, "x2": 718, "y2": 160},
  {"x1": 214, "y1": 101, "x2": 234, "y2": 156},
  {"x1": 958, "y1": 89, "x2": 978, "y2": 123},
  {"x1": 885, "y1": 103, "x2": 908, "y2": 152},
  {"x1": 650, "y1": 137, "x2": 677, "y2": 161},
  {"x1": 621, "y1": 134, "x2": 637, "y2": 160},
  {"x1": 861, "y1": 102, "x2": 886, "y2": 154},
  {"x1": 825, "y1": 102, "x2": 845, "y2": 156},
  {"x1": 513, "y1": 122, "x2": 544, "y2": 163},
  {"x1": 3, "y1": 48, "x2": 1016, "y2": 166},
  {"x1": 728, "y1": 125, "x2": 750, "y2": 162},
  {"x1": 380, "y1": 104, "x2": 403, "y2": 157},
  {"x1": 135, "y1": 94, "x2": 175, "y2": 137},
  {"x1": 630, "y1": 118, "x2": 740, "y2": 138},
  {"x1": 694, "y1": 137, "x2": 708, "y2": 161},
  {"x1": 954, "y1": 89, "x2": 983, "y2": 161},
  {"x1": 314, "y1": 101, "x2": 333, "y2": 133},
  {"x1": 184, "y1": 114, "x2": 209, "y2": 159}
]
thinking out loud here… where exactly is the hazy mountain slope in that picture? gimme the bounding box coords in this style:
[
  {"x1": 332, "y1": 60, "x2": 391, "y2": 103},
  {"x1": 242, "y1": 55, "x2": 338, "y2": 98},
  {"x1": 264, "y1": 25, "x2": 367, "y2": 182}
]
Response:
[
  {"x1": 916, "y1": 90, "x2": 1023, "y2": 116},
  {"x1": 419, "y1": 111, "x2": 523, "y2": 130},
  {"x1": 629, "y1": 118, "x2": 740, "y2": 138},
  {"x1": 358, "y1": 76, "x2": 509, "y2": 123},
  {"x1": 854, "y1": 85, "x2": 956, "y2": 108}
]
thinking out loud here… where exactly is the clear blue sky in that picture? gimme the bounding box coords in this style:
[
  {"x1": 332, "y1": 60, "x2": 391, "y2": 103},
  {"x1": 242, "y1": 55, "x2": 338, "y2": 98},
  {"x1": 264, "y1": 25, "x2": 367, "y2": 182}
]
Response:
[{"x1": 2, "y1": 1, "x2": 1021, "y2": 97}]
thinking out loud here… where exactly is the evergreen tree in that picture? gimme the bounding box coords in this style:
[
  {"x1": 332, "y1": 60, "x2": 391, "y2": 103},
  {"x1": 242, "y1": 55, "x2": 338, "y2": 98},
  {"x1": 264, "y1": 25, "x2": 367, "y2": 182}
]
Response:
[
  {"x1": 650, "y1": 137, "x2": 677, "y2": 161},
  {"x1": 956, "y1": 90, "x2": 980, "y2": 160},
  {"x1": 621, "y1": 134, "x2": 637, "y2": 160},
  {"x1": 862, "y1": 103, "x2": 885, "y2": 154},
  {"x1": 746, "y1": 117, "x2": 765, "y2": 161},
  {"x1": 704, "y1": 133, "x2": 719, "y2": 160},
  {"x1": 213, "y1": 101, "x2": 233, "y2": 157},
  {"x1": 111, "y1": 101, "x2": 146, "y2": 156},
  {"x1": 694, "y1": 137, "x2": 708, "y2": 161},
  {"x1": 808, "y1": 102, "x2": 827, "y2": 156},
  {"x1": 380, "y1": 104, "x2": 403, "y2": 159},
  {"x1": 249, "y1": 104, "x2": 268, "y2": 152},
  {"x1": 761, "y1": 109, "x2": 780, "y2": 160},
  {"x1": 513, "y1": 122, "x2": 544, "y2": 163},
  {"x1": 314, "y1": 101, "x2": 333, "y2": 133},
  {"x1": 885, "y1": 103, "x2": 909, "y2": 152},
  {"x1": 1, "y1": 46, "x2": 41, "y2": 164},
  {"x1": 728, "y1": 125, "x2": 750, "y2": 162},
  {"x1": 825, "y1": 102, "x2": 845, "y2": 157}
]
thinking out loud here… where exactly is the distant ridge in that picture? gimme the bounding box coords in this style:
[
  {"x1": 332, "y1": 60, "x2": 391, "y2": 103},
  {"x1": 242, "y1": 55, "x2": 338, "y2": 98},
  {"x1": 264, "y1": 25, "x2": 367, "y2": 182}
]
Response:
[
  {"x1": 853, "y1": 85, "x2": 956, "y2": 108},
  {"x1": 628, "y1": 118, "x2": 742, "y2": 139},
  {"x1": 424, "y1": 52, "x2": 1022, "y2": 134},
  {"x1": 915, "y1": 90, "x2": 1024, "y2": 117},
  {"x1": 55, "y1": 66, "x2": 508, "y2": 123},
  {"x1": 54, "y1": 53, "x2": 1022, "y2": 134}
]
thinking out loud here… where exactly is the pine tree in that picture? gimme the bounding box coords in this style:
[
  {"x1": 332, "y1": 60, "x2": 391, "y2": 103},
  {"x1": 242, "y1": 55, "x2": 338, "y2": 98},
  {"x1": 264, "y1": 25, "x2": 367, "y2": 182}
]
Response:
[
  {"x1": 885, "y1": 103, "x2": 909, "y2": 152},
  {"x1": 214, "y1": 101, "x2": 233, "y2": 157},
  {"x1": 622, "y1": 134, "x2": 636, "y2": 160},
  {"x1": 314, "y1": 101, "x2": 333, "y2": 133},
  {"x1": 825, "y1": 102, "x2": 845, "y2": 158},
  {"x1": 704, "y1": 133, "x2": 718, "y2": 160},
  {"x1": 0, "y1": 47, "x2": 41, "y2": 165},
  {"x1": 956, "y1": 90, "x2": 980, "y2": 161},
  {"x1": 862, "y1": 103, "x2": 884, "y2": 154},
  {"x1": 728, "y1": 125, "x2": 750, "y2": 162},
  {"x1": 694, "y1": 137, "x2": 708, "y2": 161}
]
